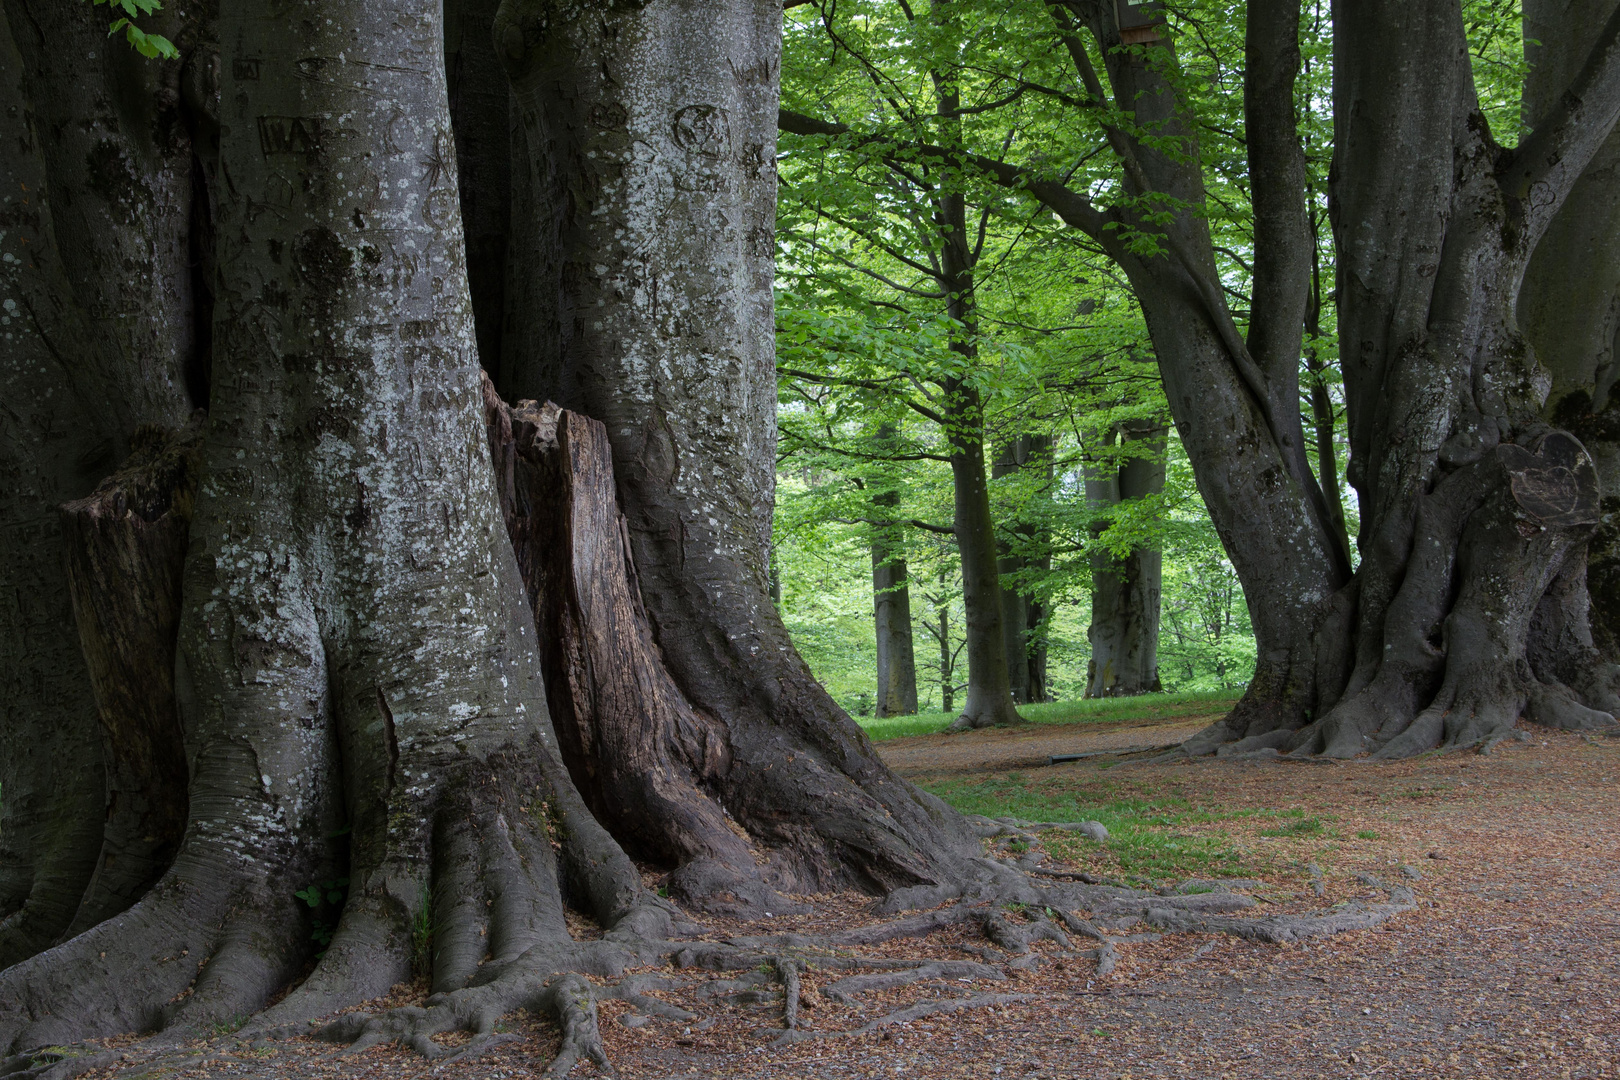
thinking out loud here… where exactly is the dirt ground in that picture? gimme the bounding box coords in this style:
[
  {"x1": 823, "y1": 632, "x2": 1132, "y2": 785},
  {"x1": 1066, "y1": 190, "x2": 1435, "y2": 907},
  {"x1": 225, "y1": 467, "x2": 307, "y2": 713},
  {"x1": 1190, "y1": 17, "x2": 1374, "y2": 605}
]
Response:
[
  {"x1": 875, "y1": 712, "x2": 1224, "y2": 776},
  {"x1": 42, "y1": 722, "x2": 1620, "y2": 1080}
]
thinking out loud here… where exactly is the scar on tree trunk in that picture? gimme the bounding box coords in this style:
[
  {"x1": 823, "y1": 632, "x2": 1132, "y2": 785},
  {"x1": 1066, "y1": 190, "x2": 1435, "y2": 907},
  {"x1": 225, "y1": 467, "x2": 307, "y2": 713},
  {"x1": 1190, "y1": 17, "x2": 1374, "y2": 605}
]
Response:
[
  {"x1": 484, "y1": 379, "x2": 982, "y2": 916},
  {"x1": 57, "y1": 421, "x2": 201, "y2": 938}
]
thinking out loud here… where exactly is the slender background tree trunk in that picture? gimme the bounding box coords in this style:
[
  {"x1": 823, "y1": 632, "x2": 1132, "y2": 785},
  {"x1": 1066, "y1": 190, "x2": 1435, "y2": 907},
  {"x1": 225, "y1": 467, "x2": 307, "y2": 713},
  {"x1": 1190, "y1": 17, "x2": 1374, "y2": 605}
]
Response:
[
  {"x1": 1083, "y1": 422, "x2": 1165, "y2": 697},
  {"x1": 993, "y1": 435, "x2": 1052, "y2": 704},
  {"x1": 871, "y1": 423, "x2": 919, "y2": 717},
  {"x1": 872, "y1": 529, "x2": 920, "y2": 717}
]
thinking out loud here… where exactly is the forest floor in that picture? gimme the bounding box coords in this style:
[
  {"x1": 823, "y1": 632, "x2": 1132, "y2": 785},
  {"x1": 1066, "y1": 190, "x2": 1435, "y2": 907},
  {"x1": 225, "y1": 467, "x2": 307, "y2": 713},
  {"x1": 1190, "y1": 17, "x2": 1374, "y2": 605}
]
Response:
[{"x1": 48, "y1": 713, "x2": 1620, "y2": 1080}]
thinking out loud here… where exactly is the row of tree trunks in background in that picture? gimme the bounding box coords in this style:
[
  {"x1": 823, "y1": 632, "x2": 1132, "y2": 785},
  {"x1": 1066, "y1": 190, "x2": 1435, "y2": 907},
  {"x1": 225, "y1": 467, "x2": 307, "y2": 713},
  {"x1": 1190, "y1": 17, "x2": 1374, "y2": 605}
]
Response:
[
  {"x1": 1084, "y1": 422, "x2": 1166, "y2": 698},
  {"x1": 865, "y1": 423, "x2": 1165, "y2": 715}
]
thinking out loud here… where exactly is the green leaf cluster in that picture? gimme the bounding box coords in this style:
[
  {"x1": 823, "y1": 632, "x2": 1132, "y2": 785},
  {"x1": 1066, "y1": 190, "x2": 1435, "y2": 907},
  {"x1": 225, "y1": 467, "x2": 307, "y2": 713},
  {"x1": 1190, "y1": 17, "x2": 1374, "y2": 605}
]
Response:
[{"x1": 90, "y1": 0, "x2": 179, "y2": 60}]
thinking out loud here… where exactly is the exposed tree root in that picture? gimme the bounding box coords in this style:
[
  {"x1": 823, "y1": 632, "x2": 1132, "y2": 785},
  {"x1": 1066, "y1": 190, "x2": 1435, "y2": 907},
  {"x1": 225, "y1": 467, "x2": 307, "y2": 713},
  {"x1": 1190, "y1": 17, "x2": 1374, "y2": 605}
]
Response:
[
  {"x1": 2, "y1": 849, "x2": 1422, "y2": 1077},
  {"x1": 317, "y1": 958, "x2": 624, "y2": 1074}
]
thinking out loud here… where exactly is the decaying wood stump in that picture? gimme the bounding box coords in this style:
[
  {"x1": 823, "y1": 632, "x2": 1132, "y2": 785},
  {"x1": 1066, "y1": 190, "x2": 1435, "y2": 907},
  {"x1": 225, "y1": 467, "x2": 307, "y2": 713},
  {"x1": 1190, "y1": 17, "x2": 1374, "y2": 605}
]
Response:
[{"x1": 57, "y1": 420, "x2": 200, "y2": 934}]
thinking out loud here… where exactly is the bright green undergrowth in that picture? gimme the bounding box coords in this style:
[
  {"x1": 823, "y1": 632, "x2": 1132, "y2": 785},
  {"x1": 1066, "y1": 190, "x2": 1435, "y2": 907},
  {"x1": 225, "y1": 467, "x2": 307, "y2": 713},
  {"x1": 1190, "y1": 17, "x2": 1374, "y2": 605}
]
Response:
[
  {"x1": 922, "y1": 772, "x2": 1275, "y2": 882},
  {"x1": 856, "y1": 690, "x2": 1239, "y2": 742},
  {"x1": 913, "y1": 764, "x2": 1351, "y2": 883}
]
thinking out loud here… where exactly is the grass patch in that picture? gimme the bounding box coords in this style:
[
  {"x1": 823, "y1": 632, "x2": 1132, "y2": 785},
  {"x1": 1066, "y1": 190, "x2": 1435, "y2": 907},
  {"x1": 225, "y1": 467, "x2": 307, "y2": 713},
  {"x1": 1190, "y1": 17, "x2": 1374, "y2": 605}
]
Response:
[
  {"x1": 1259, "y1": 814, "x2": 1331, "y2": 838},
  {"x1": 919, "y1": 772, "x2": 1263, "y2": 883},
  {"x1": 858, "y1": 690, "x2": 1240, "y2": 742},
  {"x1": 1356, "y1": 829, "x2": 1381, "y2": 840}
]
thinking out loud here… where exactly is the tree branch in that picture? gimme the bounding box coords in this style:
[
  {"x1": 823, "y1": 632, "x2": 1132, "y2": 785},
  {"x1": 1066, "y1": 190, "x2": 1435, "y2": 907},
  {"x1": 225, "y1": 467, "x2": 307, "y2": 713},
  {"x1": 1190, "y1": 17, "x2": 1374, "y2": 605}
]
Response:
[
  {"x1": 1505, "y1": 1, "x2": 1620, "y2": 243},
  {"x1": 778, "y1": 108, "x2": 1114, "y2": 238},
  {"x1": 832, "y1": 516, "x2": 957, "y2": 536},
  {"x1": 778, "y1": 435, "x2": 953, "y2": 464},
  {"x1": 779, "y1": 367, "x2": 949, "y2": 426}
]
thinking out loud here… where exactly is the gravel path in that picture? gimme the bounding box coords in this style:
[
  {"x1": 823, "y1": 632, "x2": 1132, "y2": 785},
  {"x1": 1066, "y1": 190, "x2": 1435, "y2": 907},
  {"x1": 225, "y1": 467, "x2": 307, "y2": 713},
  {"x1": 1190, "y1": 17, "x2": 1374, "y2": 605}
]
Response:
[{"x1": 875, "y1": 713, "x2": 1225, "y2": 776}]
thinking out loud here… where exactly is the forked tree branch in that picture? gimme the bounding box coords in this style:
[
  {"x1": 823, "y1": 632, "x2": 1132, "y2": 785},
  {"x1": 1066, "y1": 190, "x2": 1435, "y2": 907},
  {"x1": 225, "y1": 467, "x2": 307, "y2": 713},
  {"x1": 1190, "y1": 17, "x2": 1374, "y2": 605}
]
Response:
[{"x1": 1505, "y1": 1, "x2": 1620, "y2": 243}]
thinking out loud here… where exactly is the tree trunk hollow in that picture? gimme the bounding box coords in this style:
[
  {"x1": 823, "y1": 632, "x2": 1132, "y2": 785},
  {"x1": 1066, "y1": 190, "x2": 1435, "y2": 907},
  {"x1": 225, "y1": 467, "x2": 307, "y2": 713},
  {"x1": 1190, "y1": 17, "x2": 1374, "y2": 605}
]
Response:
[{"x1": 57, "y1": 423, "x2": 198, "y2": 937}]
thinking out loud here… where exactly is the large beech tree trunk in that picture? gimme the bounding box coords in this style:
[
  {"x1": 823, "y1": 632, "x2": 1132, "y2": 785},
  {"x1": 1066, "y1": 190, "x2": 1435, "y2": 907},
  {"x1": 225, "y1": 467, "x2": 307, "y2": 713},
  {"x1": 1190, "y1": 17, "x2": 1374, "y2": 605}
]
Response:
[
  {"x1": 0, "y1": 0, "x2": 670, "y2": 1050},
  {"x1": 1043, "y1": 0, "x2": 1620, "y2": 758},
  {"x1": 0, "y1": 1, "x2": 202, "y2": 968},
  {"x1": 1266, "y1": 0, "x2": 1620, "y2": 758},
  {"x1": 1520, "y1": 0, "x2": 1620, "y2": 660},
  {"x1": 492, "y1": 0, "x2": 978, "y2": 910},
  {"x1": 0, "y1": 16, "x2": 107, "y2": 966},
  {"x1": 1083, "y1": 422, "x2": 1165, "y2": 698}
]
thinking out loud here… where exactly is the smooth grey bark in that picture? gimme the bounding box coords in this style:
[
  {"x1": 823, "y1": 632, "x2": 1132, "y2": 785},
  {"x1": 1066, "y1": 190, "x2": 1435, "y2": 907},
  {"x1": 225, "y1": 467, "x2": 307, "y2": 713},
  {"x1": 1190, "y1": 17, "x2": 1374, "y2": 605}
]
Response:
[
  {"x1": 1521, "y1": 0, "x2": 1620, "y2": 659},
  {"x1": 0, "y1": 0, "x2": 666, "y2": 1050},
  {"x1": 0, "y1": 0, "x2": 199, "y2": 431},
  {"x1": 496, "y1": 0, "x2": 980, "y2": 907},
  {"x1": 1083, "y1": 423, "x2": 1165, "y2": 698}
]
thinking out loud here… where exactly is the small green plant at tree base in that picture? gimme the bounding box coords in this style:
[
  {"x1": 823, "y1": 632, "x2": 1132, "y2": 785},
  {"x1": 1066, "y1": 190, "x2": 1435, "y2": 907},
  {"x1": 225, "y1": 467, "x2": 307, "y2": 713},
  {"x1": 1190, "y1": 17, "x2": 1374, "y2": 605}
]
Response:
[
  {"x1": 88, "y1": 0, "x2": 179, "y2": 59},
  {"x1": 294, "y1": 877, "x2": 350, "y2": 953},
  {"x1": 1356, "y1": 829, "x2": 1381, "y2": 840},
  {"x1": 409, "y1": 882, "x2": 433, "y2": 980}
]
